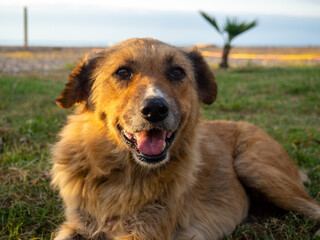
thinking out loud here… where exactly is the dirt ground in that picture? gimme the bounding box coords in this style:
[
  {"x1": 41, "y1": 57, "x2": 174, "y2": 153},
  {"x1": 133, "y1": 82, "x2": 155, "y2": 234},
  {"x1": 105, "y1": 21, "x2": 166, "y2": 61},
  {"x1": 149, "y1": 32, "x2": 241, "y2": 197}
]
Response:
[
  {"x1": 195, "y1": 44, "x2": 320, "y2": 67},
  {"x1": 0, "y1": 45, "x2": 319, "y2": 74}
]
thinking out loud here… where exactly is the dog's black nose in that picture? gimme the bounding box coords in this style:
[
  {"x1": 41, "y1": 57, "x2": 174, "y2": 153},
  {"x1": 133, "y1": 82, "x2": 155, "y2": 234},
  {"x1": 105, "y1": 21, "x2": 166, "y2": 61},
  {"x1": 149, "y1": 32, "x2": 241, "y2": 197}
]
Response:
[{"x1": 141, "y1": 98, "x2": 169, "y2": 122}]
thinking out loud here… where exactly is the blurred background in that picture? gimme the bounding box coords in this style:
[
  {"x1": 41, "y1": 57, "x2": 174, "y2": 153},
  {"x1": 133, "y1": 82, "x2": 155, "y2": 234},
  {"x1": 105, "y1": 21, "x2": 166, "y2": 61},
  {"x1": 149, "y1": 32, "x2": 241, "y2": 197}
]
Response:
[{"x1": 1, "y1": 0, "x2": 320, "y2": 47}]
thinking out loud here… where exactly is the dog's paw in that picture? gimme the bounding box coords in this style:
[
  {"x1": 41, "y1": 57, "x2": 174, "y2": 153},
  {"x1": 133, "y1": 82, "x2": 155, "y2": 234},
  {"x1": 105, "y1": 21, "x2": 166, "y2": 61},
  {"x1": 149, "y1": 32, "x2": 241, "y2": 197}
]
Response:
[
  {"x1": 53, "y1": 223, "x2": 84, "y2": 240},
  {"x1": 54, "y1": 233, "x2": 84, "y2": 240}
]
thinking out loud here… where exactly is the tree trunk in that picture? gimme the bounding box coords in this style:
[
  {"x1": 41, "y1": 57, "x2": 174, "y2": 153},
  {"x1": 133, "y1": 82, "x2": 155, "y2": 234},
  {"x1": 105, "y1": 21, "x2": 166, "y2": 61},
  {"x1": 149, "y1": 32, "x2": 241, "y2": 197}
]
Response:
[{"x1": 220, "y1": 44, "x2": 231, "y2": 68}]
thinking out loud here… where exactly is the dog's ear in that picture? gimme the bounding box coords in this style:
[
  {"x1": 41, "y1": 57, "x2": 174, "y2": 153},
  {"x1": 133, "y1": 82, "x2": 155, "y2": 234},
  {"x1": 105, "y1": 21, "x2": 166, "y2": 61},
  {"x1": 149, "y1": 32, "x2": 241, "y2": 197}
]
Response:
[
  {"x1": 185, "y1": 49, "x2": 217, "y2": 105},
  {"x1": 56, "y1": 55, "x2": 95, "y2": 109}
]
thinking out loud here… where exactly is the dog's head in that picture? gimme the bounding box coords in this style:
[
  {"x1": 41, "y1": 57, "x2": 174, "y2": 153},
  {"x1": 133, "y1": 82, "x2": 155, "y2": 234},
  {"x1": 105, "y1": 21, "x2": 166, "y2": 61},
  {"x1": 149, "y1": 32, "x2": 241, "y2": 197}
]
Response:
[{"x1": 56, "y1": 38, "x2": 217, "y2": 167}]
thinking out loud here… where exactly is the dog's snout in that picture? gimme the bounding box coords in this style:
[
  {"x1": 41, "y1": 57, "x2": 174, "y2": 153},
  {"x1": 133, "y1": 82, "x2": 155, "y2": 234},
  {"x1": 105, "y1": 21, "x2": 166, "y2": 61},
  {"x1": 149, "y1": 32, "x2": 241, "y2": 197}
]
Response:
[{"x1": 141, "y1": 98, "x2": 169, "y2": 122}]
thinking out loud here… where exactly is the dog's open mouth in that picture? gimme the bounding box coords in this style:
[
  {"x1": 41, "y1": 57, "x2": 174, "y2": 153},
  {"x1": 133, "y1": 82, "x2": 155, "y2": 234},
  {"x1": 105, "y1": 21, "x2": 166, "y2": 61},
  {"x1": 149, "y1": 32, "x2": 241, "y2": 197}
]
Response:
[{"x1": 118, "y1": 125, "x2": 175, "y2": 164}]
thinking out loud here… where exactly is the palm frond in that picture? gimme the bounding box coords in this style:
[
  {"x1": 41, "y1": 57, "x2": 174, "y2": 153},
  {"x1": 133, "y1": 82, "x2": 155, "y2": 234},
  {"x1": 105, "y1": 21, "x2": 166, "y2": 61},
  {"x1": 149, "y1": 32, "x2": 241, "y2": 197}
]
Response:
[
  {"x1": 223, "y1": 17, "x2": 258, "y2": 43},
  {"x1": 199, "y1": 11, "x2": 220, "y2": 33},
  {"x1": 199, "y1": 12, "x2": 258, "y2": 68}
]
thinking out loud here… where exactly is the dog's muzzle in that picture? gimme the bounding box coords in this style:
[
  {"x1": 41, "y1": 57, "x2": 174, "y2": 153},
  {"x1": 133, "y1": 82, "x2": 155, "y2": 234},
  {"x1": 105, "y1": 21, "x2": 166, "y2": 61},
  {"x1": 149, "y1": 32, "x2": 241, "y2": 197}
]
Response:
[{"x1": 119, "y1": 97, "x2": 177, "y2": 165}]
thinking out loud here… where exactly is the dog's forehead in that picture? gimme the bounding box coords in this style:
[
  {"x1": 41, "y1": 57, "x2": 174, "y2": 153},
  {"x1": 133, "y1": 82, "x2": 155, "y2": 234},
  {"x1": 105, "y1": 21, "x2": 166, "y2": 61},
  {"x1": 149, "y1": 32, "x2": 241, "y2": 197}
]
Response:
[{"x1": 107, "y1": 38, "x2": 189, "y2": 66}]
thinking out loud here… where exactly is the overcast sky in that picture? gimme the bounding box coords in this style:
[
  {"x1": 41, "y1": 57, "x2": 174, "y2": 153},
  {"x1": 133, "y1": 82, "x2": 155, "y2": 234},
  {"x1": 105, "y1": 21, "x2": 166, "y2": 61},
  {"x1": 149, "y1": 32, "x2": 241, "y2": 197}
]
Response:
[
  {"x1": 2, "y1": 0, "x2": 320, "y2": 17},
  {"x1": 1, "y1": 0, "x2": 319, "y2": 46}
]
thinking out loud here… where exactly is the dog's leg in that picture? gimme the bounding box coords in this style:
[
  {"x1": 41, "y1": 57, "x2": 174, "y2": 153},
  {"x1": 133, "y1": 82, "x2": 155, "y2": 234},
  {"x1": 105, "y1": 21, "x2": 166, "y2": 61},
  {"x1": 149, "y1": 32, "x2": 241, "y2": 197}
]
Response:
[
  {"x1": 174, "y1": 188, "x2": 249, "y2": 240},
  {"x1": 54, "y1": 222, "x2": 83, "y2": 240},
  {"x1": 54, "y1": 221, "x2": 109, "y2": 240},
  {"x1": 233, "y1": 123, "x2": 320, "y2": 220}
]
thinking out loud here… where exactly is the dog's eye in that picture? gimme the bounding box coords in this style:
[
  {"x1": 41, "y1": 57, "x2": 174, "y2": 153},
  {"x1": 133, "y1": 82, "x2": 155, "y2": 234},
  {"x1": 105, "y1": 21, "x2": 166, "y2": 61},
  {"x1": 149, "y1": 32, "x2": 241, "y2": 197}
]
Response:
[
  {"x1": 115, "y1": 67, "x2": 132, "y2": 79},
  {"x1": 169, "y1": 67, "x2": 185, "y2": 81}
]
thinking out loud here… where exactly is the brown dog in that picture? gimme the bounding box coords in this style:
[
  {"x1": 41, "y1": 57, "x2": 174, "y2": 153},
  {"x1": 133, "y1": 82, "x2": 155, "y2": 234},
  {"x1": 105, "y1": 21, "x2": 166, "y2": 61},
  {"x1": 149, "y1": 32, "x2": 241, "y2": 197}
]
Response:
[{"x1": 51, "y1": 38, "x2": 320, "y2": 240}]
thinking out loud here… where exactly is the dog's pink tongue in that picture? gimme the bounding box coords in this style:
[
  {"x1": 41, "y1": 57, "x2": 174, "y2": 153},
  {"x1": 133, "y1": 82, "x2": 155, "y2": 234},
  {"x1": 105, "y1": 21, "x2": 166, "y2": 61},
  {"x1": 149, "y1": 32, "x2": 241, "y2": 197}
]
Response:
[{"x1": 135, "y1": 130, "x2": 166, "y2": 156}]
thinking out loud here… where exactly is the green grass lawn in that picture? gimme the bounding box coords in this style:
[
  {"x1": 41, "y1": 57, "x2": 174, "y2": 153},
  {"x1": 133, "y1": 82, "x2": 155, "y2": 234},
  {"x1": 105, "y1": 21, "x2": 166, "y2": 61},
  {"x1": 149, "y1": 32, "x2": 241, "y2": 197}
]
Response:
[{"x1": 1, "y1": 66, "x2": 319, "y2": 239}]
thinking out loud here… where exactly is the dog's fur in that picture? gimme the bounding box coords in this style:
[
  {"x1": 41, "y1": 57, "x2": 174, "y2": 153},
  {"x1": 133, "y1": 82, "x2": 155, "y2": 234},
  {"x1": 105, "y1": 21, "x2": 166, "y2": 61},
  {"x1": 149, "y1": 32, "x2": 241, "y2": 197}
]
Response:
[{"x1": 51, "y1": 38, "x2": 320, "y2": 240}]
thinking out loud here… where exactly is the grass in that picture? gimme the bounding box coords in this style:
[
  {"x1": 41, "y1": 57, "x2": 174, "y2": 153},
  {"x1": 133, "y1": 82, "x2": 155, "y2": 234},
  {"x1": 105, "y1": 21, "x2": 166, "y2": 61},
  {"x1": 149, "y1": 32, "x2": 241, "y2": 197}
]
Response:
[
  {"x1": 1, "y1": 66, "x2": 320, "y2": 239},
  {"x1": 0, "y1": 74, "x2": 68, "y2": 240}
]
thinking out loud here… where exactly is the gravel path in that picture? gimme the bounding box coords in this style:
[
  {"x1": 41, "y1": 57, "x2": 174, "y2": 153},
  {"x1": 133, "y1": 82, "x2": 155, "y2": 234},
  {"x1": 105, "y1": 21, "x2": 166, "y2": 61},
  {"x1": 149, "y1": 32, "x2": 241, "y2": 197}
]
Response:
[
  {"x1": 0, "y1": 46, "x2": 319, "y2": 74},
  {"x1": 0, "y1": 47, "x2": 101, "y2": 74}
]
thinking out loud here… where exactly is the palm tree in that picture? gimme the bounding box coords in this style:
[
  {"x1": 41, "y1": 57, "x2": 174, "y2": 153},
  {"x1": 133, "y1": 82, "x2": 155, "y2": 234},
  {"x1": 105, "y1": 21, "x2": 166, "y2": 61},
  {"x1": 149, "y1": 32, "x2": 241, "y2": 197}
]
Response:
[{"x1": 200, "y1": 12, "x2": 257, "y2": 68}]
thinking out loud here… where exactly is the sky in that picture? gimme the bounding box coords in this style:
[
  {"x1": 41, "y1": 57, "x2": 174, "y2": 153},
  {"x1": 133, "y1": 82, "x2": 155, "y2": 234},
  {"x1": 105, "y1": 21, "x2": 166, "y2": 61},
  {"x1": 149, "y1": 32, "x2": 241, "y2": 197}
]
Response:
[
  {"x1": 2, "y1": 0, "x2": 320, "y2": 17},
  {"x1": 0, "y1": 0, "x2": 320, "y2": 46}
]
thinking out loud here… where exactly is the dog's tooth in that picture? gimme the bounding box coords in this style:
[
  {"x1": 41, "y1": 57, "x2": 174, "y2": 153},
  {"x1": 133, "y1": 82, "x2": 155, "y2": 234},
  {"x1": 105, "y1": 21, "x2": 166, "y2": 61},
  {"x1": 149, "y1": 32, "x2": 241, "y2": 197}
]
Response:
[
  {"x1": 167, "y1": 132, "x2": 173, "y2": 139},
  {"x1": 124, "y1": 130, "x2": 133, "y2": 140},
  {"x1": 161, "y1": 142, "x2": 166, "y2": 151}
]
